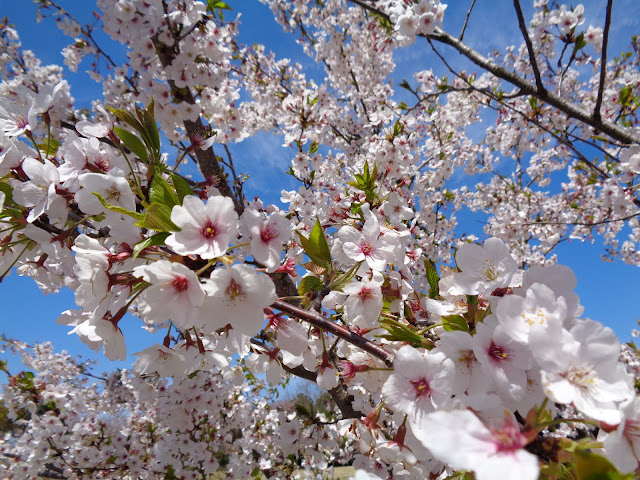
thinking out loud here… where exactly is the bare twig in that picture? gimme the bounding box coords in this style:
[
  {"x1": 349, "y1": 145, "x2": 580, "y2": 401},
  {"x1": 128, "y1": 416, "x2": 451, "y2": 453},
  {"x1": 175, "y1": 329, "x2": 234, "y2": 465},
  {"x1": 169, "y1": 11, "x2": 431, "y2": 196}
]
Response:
[
  {"x1": 272, "y1": 299, "x2": 394, "y2": 366},
  {"x1": 426, "y1": 38, "x2": 610, "y2": 179},
  {"x1": 519, "y1": 211, "x2": 640, "y2": 227},
  {"x1": 427, "y1": 27, "x2": 640, "y2": 145},
  {"x1": 458, "y1": 0, "x2": 477, "y2": 41},
  {"x1": 513, "y1": 0, "x2": 544, "y2": 92},
  {"x1": 345, "y1": 0, "x2": 640, "y2": 145},
  {"x1": 593, "y1": 0, "x2": 614, "y2": 122}
]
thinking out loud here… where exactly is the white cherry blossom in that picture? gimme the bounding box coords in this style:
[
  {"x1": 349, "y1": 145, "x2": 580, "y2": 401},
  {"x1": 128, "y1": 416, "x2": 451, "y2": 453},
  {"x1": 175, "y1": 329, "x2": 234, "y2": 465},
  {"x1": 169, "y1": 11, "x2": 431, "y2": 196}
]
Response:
[{"x1": 166, "y1": 195, "x2": 238, "y2": 259}]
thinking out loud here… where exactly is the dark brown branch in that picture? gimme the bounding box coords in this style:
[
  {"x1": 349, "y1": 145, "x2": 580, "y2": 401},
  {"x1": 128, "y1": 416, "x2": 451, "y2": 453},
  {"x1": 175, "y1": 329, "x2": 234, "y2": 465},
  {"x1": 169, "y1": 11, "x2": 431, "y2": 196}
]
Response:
[
  {"x1": 272, "y1": 299, "x2": 394, "y2": 366},
  {"x1": 593, "y1": 0, "x2": 614, "y2": 122},
  {"x1": 427, "y1": 27, "x2": 639, "y2": 145},
  {"x1": 153, "y1": 6, "x2": 243, "y2": 215},
  {"x1": 426, "y1": 39, "x2": 610, "y2": 179},
  {"x1": 513, "y1": 0, "x2": 544, "y2": 92},
  {"x1": 519, "y1": 211, "x2": 640, "y2": 227},
  {"x1": 346, "y1": 0, "x2": 639, "y2": 145},
  {"x1": 250, "y1": 339, "x2": 364, "y2": 418},
  {"x1": 458, "y1": 0, "x2": 477, "y2": 41}
]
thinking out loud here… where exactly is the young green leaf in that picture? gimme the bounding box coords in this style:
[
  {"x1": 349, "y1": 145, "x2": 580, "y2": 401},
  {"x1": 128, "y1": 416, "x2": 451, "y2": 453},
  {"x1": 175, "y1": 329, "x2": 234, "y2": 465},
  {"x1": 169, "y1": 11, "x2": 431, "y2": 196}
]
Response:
[
  {"x1": 298, "y1": 275, "x2": 323, "y2": 296},
  {"x1": 149, "y1": 172, "x2": 179, "y2": 208},
  {"x1": 424, "y1": 259, "x2": 440, "y2": 299},
  {"x1": 171, "y1": 173, "x2": 194, "y2": 203},
  {"x1": 306, "y1": 219, "x2": 332, "y2": 269},
  {"x1": 376, "y1": 318, "x2": 432, "y2": 349},
  {"x1": 132, "y1": 232, "x2": 170, "y2": 259},
  {"x1": 442, "y1": 315, "x2": 469, "y2": 332},
  {"x1": 135, "y1": 203, "x2": 179, "y2": 232},
  {"x1": 93, "y1": 192, "x2": 144, "y2": 221},
  {"x1": 113, "y1": 125, "x2": 148, "y2": 162}
]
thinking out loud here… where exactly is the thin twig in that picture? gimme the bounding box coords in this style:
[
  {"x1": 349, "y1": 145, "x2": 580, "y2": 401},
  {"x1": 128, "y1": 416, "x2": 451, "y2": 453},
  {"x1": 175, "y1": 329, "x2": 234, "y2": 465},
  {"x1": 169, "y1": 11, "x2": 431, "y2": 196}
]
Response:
[
  {"x1": 272, "y1": 299, "x2": 394, "y2": 366},
  {"x1": 594, "y1": 0, "x2": 614, "y2": 122},
  {"x1": 459, "y1": 0, "x2": 477, "y2": 41},
  {"x1": 427, "y1": 38, "x2": 610, "y2": 179},
  {"x1": 427, "y1": 27, "x2": 640, "y2": 145},
  {"x1": 513, "y1": 0, "x2": 544, "y2": 92},
  {"x1": 519, "y1": 211, "x2": 640, "y2": 227}
]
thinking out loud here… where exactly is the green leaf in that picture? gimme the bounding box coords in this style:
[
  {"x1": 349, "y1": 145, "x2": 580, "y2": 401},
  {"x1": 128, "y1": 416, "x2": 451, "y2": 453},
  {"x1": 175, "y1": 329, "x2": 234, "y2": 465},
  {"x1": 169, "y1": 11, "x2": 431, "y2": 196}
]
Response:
[
  {"x1": 208, "y1": 0, "x2": 232, "y2": 11},
  {"x1": 306, "y1": 219, "x2": 332, "y2": 269},
  {"x1": 138, "y1": 101, "x2": 160, "y2": 158},
  {"x1": 113, "y1": 125, "x2": 148, "y2": 162},
  {"x1": 16, "y1": 371, "x2": 35, "y2": 389},
  {"x1": 298, "y1": 275, "x2": 323, "y2": 296},
  {"x1": 442, "y1": 315, "x2": 469, "y2": 332},
  {"x1": 424, "y1": 259, "x2": 440, "y2": 299},
  {"x1": 93, "y1": 193, "x2": 144, "y2": 221},
  {"x1": 398, "y1": 79, "x2": 413, "y2": 92},
  {"x1": 36, "y1": 138, "x2": 61, "y2": 156},
  {"x1": 132, "y1": 232, "x2": 170, "y2": 259},
  {"x1": 164, "y1": 465, "x2": 176, "y2": 480},
  {"x1": 376, "y1": 318, "x2": 431, "y2": 348},
  {"x1": 171, "y1": 174, "x2": 194, "y2": 203},
  {"x1": 618, "y1": 85, "x2": 633, "y2": 106},
  {"x1": 0, "y1": 182, "x2": 14, "y2": 205},
  {"x1": 574, "y1": 450, "x2": 626, "y2": 480},
  {"x1": 136, "y1": 203, "x2": 178, "y2": 232},
  {"x1": 107, "y1": 106, "x2": 145, "y2": 135},
  {"x1": 149, "y1": 172, "x2": 179, "y2": 208},
  {"x1": 574, "y1": 31, "x2": 587, "y2": 52}
]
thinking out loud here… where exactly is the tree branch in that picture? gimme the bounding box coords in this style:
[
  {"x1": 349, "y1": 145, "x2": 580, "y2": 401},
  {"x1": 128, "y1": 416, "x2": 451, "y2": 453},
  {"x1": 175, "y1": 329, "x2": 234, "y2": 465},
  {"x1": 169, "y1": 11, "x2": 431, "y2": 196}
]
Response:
[
  {"x1": 251, "y1": 339, "x2": 364, "y2": 419},
  {"x1": 513, "y1": 0, "x2": 544, "y2": 92},
  {"x1": 458, "y1": 0, "x2": 477, "y2": 41},
  {"x1": 346, "y1": 0, "x2": 639, "y2": 145},
  {"x1": 426, "y1": 27, "x2": 639, "y2": 145},
  {"x1": 272, "y1": 299, "x2": 394, "y2": 366},
  {"x1": 593, "y1": 0, "x2": 614, "y2": 122}
]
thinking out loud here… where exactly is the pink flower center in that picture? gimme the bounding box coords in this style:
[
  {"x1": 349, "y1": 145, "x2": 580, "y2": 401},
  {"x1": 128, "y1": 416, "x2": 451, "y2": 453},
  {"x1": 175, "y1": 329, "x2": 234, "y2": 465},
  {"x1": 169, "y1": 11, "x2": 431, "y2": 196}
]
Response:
[
  {"x1": 360, "y1": 241, "x2": 374, "y2": 256},
  {"x1": 491, "y1": 422, "x2": 527, "y2": 453},
  {"x1": 201, "y1": 220, "x2": 218, "y2": 239},
  {"x1": 624, "y1": 419, "x2": 640, "y2": 441},
  {"x1": 260, "y1": 224, "x2": 279, "y2": 244},
  {"x1": 94, "y1": 156, "x2": 111, "y2": 172},
  {"x1": 171, "y1": 275, "x2": 189, "y2": 293},
  {"x1": 15, "y1": 115, "x2": 28, "y2": 130},
  {"x1": 225, "y1": 278, "x2": 243, "y2": 299},
  {"x1": 488, "y1": 342, "x2": 509, "y2": 362},
  {"x1": 358, "y1": 287, "x2": 373, "y2": 302},
  {"x1": 410, "y1": 377, "x2": 431, "y2": 398}
]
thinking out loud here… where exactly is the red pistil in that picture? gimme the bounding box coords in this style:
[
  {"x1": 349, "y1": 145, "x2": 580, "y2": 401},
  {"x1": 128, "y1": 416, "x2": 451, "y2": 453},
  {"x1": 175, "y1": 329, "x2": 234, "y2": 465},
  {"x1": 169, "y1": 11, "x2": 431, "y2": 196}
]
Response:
[
  {"x1": 171, "y1": 275, "x2": 189, "y2": 293},
  {"x1": 489, "y1": 342, "x2": 509, "y2": 362},
  {"x1": 358, "y1": 287, "x2": 373, "y2": 301},
  {"x1": 260, "y1": 225, "x2": 279, "y2": 244},
  {"x1": 201, "y1": 220, "x2": 218, "y2": 239},
  {"x1": 410, "y1": 377, "x2": 431, "y2": 398},
  {"x1": 360, "y1": 241, "x2": 374, "y2": 256},
  {"x1": 225, "y1": 278, "x2": 243, "y2": 299}
]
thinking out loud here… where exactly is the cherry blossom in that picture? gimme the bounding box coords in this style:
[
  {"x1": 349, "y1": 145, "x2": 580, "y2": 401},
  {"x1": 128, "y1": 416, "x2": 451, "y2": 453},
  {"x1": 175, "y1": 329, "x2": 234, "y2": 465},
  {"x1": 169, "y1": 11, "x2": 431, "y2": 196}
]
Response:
[
  {"x1": 166, "y1": 195, "x2": 238, "y2": 259},
  {"x1": 201, "y1": 264, "x2": 276, "y2": 336},
  {"x1": 0, "y1": 0, "x2": 639, "y2": 477},
  {"x1": 410, "y1": 409, "x2": 540, "y2": 480},
  {"x1": 133, "y1": 259, "x2": 206, "y2": 330}
]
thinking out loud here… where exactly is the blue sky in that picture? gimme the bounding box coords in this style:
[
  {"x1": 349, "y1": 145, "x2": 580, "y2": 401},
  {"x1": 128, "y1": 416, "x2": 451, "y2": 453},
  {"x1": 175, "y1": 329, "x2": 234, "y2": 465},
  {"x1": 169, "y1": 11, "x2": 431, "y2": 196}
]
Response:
[{"x1": 0, "y1": 0, "x2": 639, "y2": 375}]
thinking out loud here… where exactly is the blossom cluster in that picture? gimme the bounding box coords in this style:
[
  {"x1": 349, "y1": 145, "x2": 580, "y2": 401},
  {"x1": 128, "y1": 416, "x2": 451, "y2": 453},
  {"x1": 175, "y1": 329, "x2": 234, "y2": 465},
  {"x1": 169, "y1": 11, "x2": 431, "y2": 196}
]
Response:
[
  {"x1": 0, "y1": 0, "x2": 639, "y2": 478},
  {"x1": 0, "y1": 339, "x2": 351, "y2": 479}
]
